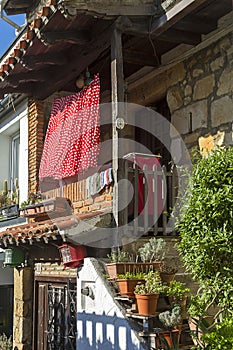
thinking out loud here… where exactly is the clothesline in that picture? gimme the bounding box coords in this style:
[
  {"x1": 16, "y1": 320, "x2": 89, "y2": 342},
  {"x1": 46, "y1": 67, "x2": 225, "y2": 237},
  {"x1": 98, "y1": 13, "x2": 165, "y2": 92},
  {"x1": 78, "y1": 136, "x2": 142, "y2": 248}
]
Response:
[{"x1": 86, "y1": 168, "x2": 113, "y2": 197}]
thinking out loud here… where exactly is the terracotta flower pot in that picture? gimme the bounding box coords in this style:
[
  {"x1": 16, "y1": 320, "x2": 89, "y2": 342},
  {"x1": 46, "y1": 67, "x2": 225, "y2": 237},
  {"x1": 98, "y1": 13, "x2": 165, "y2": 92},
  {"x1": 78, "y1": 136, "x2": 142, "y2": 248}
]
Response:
[
  {"x1": 156, "y1": 329, "x2": 180, "y2": 348},
  {"x1": 135, "y1": 293, "x2": 159, "y2": 316},
  {"x1": 106, "y1": 263, "x2": 136, "y2": 278},
  {"x1": 106, "y1": 262, "x2": 161, "y2": 279},
  {"x1": 117, "y1": 279, "x2": 145, "y2": 296},
  {"x1": 160, "y1": 272, "x2": 176, "y2": 285}
]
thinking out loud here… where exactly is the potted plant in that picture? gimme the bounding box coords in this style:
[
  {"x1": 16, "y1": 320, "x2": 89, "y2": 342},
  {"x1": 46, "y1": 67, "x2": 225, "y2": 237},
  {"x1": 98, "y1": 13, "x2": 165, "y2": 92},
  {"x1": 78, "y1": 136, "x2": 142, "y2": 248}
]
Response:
[
  {"x1": 156, "y1": 305, "x2": 182, "y2": 348},
  {"x1": 159, "y1": 262, "x2": 178, "y2": 285},
  {"x1": 138, "y1": 237, "x2": 168, "y2": 271},
  {"x1": 106, "y1": 248, "x2": 134, "y2": 278},
  {"x1": 187, "y1": 293, "x2": 216, "y2": 347},
  {"x1": 165, "y1": 280, "x2": 190, "y2": 315},
  {"x1": 106, "y1": 237, "x2": 168, "y2": 278},
  {"x1": 0, "y1": 179, "x2": 19, "y2": 221},
  {"x1": 116, "y1": 272, "x2": 145, "y2": 296},
  {"x1": 134, "y1": 270, "x2": 163, "y2": 315}
]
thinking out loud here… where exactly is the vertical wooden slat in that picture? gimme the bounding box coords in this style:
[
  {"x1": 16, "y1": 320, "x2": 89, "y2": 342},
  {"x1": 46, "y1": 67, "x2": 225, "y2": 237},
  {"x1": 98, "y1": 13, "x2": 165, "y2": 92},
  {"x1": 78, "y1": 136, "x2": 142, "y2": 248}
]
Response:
[
  {"x1": 111, "y1": 24, "x2": 125, "y2": 245},
  {"x1": 124, "y1": 160, "x2": 129, "y2": 226},
  {"x1": 134, "y1": 163, "x2": 139, "y2": 236},
  {"x1": 171, "y1": 164, "x2": 178, "y2": 233},
  {"x1": 162, "y1": 165, "x2": 167, "y2": 235},
  {"x1": 143, "y1": 165, "x2": 149, "y2": 234},
  {"x1": 153, "y1": 163, "x2": 158, "y2": 236}
]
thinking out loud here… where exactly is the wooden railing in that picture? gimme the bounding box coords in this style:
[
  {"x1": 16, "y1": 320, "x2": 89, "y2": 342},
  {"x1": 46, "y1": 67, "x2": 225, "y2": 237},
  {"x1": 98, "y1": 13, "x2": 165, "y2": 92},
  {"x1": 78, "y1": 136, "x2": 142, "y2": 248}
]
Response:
[
  {"x1": 123, "y1": 162, "x2": 178, "y2": 236},
  {"x1": 42, "y1": 162, "x2": 177, "y2": 235}
]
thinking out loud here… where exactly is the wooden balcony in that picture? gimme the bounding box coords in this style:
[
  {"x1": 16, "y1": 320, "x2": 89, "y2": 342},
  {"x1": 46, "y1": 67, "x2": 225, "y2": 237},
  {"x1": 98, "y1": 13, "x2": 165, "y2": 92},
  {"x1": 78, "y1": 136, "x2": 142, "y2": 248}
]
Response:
[{"x1": 40, "y1": 158, "x2": 177, "y2": 236}]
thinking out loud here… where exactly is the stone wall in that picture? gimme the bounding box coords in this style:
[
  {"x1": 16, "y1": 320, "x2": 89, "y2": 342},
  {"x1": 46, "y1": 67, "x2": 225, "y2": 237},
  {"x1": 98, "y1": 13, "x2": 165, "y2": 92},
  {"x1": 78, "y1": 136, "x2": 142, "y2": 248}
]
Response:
[
  {"x1": 166, "y1": 32, "x2": 233, "y2": 154},
  {"x1": 13, "y1": 267, "x2": 33, "y2": 350}
]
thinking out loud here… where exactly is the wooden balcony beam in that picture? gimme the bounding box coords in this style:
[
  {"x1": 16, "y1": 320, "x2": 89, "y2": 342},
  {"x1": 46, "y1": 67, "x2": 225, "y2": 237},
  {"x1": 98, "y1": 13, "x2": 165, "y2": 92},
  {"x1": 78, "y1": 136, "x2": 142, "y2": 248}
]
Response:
[{"x1": 151, "y1": 0, "x2": 210, "y2": 35}]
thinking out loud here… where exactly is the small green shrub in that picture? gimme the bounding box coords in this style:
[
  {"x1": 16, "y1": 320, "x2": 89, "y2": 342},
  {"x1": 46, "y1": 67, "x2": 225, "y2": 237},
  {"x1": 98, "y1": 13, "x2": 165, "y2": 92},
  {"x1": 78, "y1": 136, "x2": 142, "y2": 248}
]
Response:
[
  {"x1": 159, "y1": 305, "x2": 182, "y2": 329},
  {"x1": 134, "y1": 270, "x2": 163, "y2": 294},
  {"x1": 107, "y1": 248, "x2": 132, "y2": 262},
  {"x1": 117, "y1": 272, "x2": 145, "y2": 280},
  {"x1": 201, "y1": 317, "x2": 233, "y2": 350},
  {"x1": 0, "y1": 333, "x2": 13, "y2": 350},
  {"x1": 165, "y1": 280, "x2": 190, "y2": 300},
  {"x1": 138, "y1": 237, "x2": 168, "y2": 262}
]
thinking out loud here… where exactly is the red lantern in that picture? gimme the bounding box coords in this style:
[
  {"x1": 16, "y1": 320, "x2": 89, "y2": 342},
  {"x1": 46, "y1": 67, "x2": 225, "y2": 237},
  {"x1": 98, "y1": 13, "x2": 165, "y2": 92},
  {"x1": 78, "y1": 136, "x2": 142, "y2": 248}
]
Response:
[{"x1": 58, "y1": 244, "x2": 86, "y2": 268}]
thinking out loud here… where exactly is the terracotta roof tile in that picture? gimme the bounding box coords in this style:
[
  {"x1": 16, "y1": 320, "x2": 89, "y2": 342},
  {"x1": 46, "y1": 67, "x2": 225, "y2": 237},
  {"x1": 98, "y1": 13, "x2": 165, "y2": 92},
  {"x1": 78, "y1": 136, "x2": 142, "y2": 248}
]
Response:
[
  {"x1": 0, "y1": 210, "x2": 109, "y2": 247},
  {"x1": 0, "y1": 1, "x2": 57, "y2": 83}
]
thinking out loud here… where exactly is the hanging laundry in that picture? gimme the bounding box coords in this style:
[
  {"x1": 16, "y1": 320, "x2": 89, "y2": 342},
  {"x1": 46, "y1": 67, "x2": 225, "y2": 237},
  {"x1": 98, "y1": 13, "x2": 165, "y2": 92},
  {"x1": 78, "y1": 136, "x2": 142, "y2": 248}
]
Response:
[
  {"x1": 39, "y1": 74, "x2": 100, "y2": 180},
  {"x1": 124, "y1": 153, "x2": 162, "y2": 216},
  {"x1": 85, "y1": 168, "x2": 113, "y2": 198}
]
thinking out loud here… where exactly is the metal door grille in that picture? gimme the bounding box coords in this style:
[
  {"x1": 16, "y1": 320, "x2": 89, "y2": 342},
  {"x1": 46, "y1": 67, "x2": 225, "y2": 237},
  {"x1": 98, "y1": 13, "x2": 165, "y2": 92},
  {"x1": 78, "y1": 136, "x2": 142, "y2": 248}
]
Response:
[{"x1": 47, "y1": 281, "x2": 76, "y2": 350}]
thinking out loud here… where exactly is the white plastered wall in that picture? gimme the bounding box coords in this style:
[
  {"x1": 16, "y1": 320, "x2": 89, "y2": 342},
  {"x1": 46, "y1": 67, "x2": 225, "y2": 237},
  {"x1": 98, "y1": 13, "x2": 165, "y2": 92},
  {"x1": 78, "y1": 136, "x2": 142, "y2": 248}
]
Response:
[
  {"x1": 0, "y1": 100, "x2": 28, "y2": 204},
  {"x1": 76, "y1": 258, "x2": 147, "y2": 350}
]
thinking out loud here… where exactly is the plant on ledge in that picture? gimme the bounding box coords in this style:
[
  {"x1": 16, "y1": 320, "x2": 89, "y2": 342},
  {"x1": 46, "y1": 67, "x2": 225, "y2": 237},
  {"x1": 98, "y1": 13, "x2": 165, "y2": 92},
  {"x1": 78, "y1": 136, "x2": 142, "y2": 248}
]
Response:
[
  {"x1": 138, "y1": 237, "x2": 168, "y2": 263},
  {"x1": 0, "y1": 333, "x2": 12, "y2": 350},
  {"x1": 107, "y1": 248, "x2": 132, "y2": 263},
  {"x1": 159, "y1": 305, "x2": 182, "y2": 330},
  {"x1": 116, "y1": 272, "x2": 146, "y2": 296},
  {"x1": 156, "y1": 306, "x2": 182, "y2": 350},
  {"x1": 0, "y1": 179, "x2": 19, "y2": 208},
  {"x1": 134, "y1": 271, "x2": 164, "y2": 315}
]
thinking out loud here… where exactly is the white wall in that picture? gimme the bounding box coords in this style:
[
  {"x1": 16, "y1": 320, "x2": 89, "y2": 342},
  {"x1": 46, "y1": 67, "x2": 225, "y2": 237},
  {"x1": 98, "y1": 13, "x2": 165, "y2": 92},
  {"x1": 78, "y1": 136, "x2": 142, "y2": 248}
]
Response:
[
  {"x1": 19, "y1": 114, "x2": 28, "y2": 203},
  {"x1": 0, "y1": 134, "x2": 10, "y2": 190},
  {"x1": 77, "y1": 258, "x2": 147, "y2": 350},
  {"x1": 0, "y1": 100, "x2": 28, "y2": 204}
]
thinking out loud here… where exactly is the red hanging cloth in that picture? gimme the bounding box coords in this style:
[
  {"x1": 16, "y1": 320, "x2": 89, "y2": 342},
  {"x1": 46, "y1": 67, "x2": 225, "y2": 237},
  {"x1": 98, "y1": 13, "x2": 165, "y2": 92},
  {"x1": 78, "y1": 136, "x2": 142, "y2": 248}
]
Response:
[{"x1": 39, "y1": 74, "x2": 100, "y2": 180}]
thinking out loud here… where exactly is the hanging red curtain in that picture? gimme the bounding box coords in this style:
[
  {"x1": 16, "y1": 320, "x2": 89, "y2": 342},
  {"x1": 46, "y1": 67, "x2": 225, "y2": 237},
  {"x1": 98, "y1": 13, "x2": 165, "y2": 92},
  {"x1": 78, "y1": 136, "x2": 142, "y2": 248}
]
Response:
[{"x1": 39, "y1": 74, "x2": 100, "y2": 180}]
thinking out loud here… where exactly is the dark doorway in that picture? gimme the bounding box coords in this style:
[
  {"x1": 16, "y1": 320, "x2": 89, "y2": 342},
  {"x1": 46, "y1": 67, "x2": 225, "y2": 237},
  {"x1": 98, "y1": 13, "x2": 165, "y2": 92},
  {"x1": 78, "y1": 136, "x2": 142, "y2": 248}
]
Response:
[
  {"x1": 0, "y1": 285, "x2": 13, "y2": 337},
  {"x1": 34, "y1": 278, "x2": 76, "y2": 350}
]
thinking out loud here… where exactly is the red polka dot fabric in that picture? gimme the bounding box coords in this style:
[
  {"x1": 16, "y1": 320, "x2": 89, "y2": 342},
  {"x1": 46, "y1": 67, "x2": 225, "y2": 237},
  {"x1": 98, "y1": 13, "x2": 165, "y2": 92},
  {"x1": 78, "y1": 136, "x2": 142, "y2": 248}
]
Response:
[{"x1": 39, "y1": 74, "x2": 100, "y2": 180}]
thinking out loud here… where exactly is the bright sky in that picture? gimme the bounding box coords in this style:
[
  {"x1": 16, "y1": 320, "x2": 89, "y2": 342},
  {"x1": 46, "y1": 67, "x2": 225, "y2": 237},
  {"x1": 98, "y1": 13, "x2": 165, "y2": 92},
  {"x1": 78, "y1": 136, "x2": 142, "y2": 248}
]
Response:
[{"x1": 0, "y1": 14, "x2": 25, "y2": 57}]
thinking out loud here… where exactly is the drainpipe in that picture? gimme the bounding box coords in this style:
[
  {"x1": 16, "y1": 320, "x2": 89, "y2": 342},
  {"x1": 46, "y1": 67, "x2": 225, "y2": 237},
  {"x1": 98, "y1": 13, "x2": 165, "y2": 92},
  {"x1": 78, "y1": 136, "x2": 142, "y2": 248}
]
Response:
[{"x1": 0, "y1": 1, "x2": 23, "y2": 33}]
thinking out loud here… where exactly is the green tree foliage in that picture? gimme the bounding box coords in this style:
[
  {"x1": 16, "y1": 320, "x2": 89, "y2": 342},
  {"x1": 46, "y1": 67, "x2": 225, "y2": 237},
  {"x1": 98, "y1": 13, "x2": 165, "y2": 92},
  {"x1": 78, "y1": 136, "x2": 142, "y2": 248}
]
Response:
[{"x1": 178, "y1": 147, "x2": 233, "y2": 311}]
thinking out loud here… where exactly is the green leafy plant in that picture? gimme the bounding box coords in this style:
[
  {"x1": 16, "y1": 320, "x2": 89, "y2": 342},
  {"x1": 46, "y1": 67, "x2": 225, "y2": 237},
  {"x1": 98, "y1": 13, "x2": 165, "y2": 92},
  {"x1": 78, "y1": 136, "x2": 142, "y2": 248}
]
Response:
[
  {"x1": 138, "y1": 237, "x2": 168, "y2": 263},
  {"x1": 117, "y1": 272, "x2": 145, "y2": 280},
  {"x1": 0, "y1": 333, "x2": 13, "y2": 350},
  {"x1": 0, "y1": 179, "x2": 20, "y2": 208},
  {"x1": 159, "y1": 305, "x2": 182, "y2": 329},
  {"x1": 157, "y1": 332, "x2": 181, "y2": 350},
  {"x1": 201, "y1": 317, "x2": 233, "y2": 350},
  {"x1": 177, "y1": 147, "x2": 233, "y2": 313},
  {"x1": 134, "y1": 270, "x2": 163, "y2": 294},
  {"x1": 107, "y1": 248, "x2": 132, "y2": 263},
  {"x1": 166, "y1": 280, "x2": 190, "y2": 301}
]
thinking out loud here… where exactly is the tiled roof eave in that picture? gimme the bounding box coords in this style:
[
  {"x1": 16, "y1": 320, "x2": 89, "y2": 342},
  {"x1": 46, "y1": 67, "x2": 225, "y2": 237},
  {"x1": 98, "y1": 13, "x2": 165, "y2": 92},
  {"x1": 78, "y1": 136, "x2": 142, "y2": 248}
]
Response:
[
  {"x1": 0, "y1": 210, "x2": 111, "y2": 248},
  {"x1": 0, "y1": 0, "x2": 58, "y2": 89}
]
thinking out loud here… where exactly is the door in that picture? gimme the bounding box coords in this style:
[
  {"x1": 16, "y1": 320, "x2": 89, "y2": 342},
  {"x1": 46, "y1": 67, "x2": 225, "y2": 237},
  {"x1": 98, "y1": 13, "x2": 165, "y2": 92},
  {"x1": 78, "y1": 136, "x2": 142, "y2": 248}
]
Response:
[{"x1": 35, "y1": 279, "x2": 76, "y2": 350}]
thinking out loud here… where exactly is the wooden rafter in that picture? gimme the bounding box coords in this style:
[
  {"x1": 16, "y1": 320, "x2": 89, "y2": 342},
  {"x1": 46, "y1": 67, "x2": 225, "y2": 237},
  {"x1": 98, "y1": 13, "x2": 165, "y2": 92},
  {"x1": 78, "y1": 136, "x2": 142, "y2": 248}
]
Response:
[
  {"x1": 41, "y1": 29, "x2": 91, "y2": 45},
  {"x1": 22, "y1": 52, "x2": 69, "y2": 67},
  {"x1": 151, "y1": 0, "x2": 211, "y2": 35}
]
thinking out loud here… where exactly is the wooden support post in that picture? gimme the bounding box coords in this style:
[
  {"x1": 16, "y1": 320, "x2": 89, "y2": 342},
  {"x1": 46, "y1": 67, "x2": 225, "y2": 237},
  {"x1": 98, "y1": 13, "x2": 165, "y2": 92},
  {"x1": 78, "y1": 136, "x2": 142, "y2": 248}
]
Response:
[{"x1": 111, "y1": 25, "x2": 125, "y2": 240}]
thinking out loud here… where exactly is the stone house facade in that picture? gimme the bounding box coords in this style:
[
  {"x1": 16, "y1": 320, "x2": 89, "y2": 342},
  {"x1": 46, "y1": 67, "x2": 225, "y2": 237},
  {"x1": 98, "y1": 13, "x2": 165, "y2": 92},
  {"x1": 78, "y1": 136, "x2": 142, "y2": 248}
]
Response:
[{"x1": 0, "y1": 0, "x2": 232, "y2": 349}]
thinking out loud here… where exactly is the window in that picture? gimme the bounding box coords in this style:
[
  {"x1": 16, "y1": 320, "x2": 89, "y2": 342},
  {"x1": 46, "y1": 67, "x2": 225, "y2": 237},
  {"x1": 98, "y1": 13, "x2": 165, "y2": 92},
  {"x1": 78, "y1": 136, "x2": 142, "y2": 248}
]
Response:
[{"x1": 10, "y1": 133, "x2": 20, "y2": 191}]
